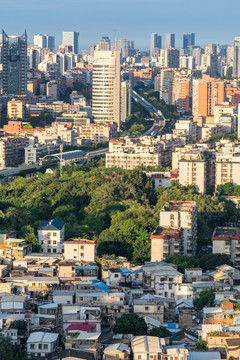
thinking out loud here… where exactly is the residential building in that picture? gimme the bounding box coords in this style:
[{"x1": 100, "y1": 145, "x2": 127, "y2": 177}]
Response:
[
  {"x1": 64, "y1": 239, "x2": 96, "y2": 262},
  {"x1": 192, "y1": 75, "x2": 225, "y2": 117},
  {"x1": 215, "y1": 152, "x2": 240, "y2": 187},
  {"x1": 173, "y1": 119, "x2": 197, "y2": 141},
  {"x1": 27, "y1": 332, "x2": 59, "y2": 358},
  {"x1": 92, "y1": 50, "x2": 121, "y2": 129},
  {"x1": 103, "y1": 344, "x2": 130, "y2": 360},
  {"x1": 62, "y1": 31, "x2": 79, "y2": 54},
  {"x1": 145, "y1": 171, "x2": 178, "y2": 189},
  {"x1": 38, "y1": 219, "x2": 65, "y2": 254},
  {"x1": 24, "y1": 142, "x2": 60, "y2": 164},
  {"x1": 154, "y1": 69, "x2": 174, "y2": 105},
  {"x1": 77, "y1": 119, "x2": 117, "y2": 143},
  {"x1": 133, "y1": 294, "x2": 164, "y2": 322},
  {"x1": 172, "y1": 76, "x2": 191, "y2": 113},
  {"x1": 150, "y1": 226, "x2": 182, "y2": 261},
  {"x1": 165, "y1": 33, "x2": 175, "y2": 49},
  {"x1": 159, "y1": 201, "x2": 198, "y2": 256},
  {"x1": 212, "y1": 227, "x2": 240, "y2": 268},
  {"x1": 2, "y1": 30, "x2": 27, "y2": 95},
  {"x1": 106, "y1": 137, "x2": 167, "y2": 169},
  {"x1": 120, "y1": 80, "x2": 131, "y2": 122},
  {"x1": 159, "y1": 49, "x2": 179, "y2": 68},
  {"x1": 7, "y1": 100, "x2": 24, "y2": 119},
  {"x1": 0, "y1": 137, "x2": 29, "y2": 169},
  {"x1": 132, "y1": 336, "x2": 163, "y2": 360},
  {"x1": 233, "y1": 37, "x2": 240, "y2": 78},
  {"x1": 178, "y1": 150, "x2": 215, "y2": 193}
]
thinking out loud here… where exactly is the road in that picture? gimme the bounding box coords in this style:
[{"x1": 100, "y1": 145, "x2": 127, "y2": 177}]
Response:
[
  {"x1": 0, "y1": 92, "x2": 165, "y2": 177},
  {"x1": 131, "y1": 89, "x2": 166, "y2": 137},
  {"x1": 0, "y1": 148, "x2": 109, "y2": 177}
]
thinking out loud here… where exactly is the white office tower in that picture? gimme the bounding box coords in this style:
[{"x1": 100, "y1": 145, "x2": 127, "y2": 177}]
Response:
[{"x1": 92, "y1": 51, "x2": 121, "y2": 129}]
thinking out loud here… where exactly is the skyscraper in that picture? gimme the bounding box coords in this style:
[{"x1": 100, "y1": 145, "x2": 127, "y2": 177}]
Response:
[
  {"x1": 233, "y1": 37, "x2": 240, "y2": 78},
  {"x1": 150, "y1": 33, "x2": 162, "y2": 57},
  {"x1": 183, "y1": 33, "x2": 195, "y2": 50},
  {"x1": 92, "y1": 51, "x2": 121, "y2": 129},
  {"x1": 33, "y1": 34, "x2": 55, "y2": 52},
  {"x1": 2, "y1": 30, "x2": 27, "y2": 95},
  {"x1": 96, "y1": 36, "x2": 111, "y2": 51},
  {"x1": 165, "y1": 33, "x2": 175, "y2": 49},
  {"x1": 62, "y1": 31, "x2": 79, "y2": 54}
]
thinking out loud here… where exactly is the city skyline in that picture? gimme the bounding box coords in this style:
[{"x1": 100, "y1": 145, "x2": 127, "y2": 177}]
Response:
[{"x1": 1, "y1": 0, "x2": 240, "y2": 51}]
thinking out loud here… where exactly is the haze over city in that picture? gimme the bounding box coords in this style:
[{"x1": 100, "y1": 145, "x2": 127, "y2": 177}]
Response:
[{"x1": 1, "y1": 0, "x2": 240, "y2": 50}]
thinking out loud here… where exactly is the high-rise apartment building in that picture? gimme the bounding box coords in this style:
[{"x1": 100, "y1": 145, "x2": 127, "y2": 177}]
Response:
[
  {"x1": 183, "y1": 33, "x2": 195, "y2": 50},
  {"x1": 159, "y1": 201, "x2": 198, "y2": 256},
  {"x1": 154, "y1": 69, "x2": 174, "y2": 105},
  {"x1": 150, "y1": 33, "x2": 162, "y2": 57},
  {"x1": 62, "y1": 31, "x2": 79, "y2": 54},
  {"x1": 33, "y1": 34, "x2": 55, "y2": 52},
  {"x1": 2, "y1": 30, "x2": 27, "y2": 95},
  {"x1": 172, "y1": 76, "x2": 190, "y2": 113},
  {"x1": 165, "y1": 33, "x2": 175, "y2": 49},
  {"x1": 204, "y1": 44, "x2": 217, "y2": 55},
  {"x1": 192, "y1": 75, "x2": 225, "y2": 117},
  {"x1": 233, "y1": 37, "x2": 240, "y2": 78},
  {"x1": 120, "y1": 80, "x2": 131, "y2": 122},
  {"x1": 92, "y1": 50, "x2": 121, "y2": 129},
  {"x1": 201, "y1": 54, "x2": 219, "y2": 76},
  {"x1": 159, "y1": 49, "x2": 179, "y2": 68}
]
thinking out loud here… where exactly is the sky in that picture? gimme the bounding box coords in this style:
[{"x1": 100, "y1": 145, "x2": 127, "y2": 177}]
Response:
[{"x1": 1, "y1": 0, "x2": 240, "y2": 52}]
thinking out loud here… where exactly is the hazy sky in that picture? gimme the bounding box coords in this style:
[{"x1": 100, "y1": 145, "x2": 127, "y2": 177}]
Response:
[{"x1": 1, "y1": 0, "x2": 240, "y2": 51}]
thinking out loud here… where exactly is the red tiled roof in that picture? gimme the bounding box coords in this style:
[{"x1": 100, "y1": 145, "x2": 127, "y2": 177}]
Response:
[{"x1": 65, "y1": 324, "x2": 93, "y2": 332}]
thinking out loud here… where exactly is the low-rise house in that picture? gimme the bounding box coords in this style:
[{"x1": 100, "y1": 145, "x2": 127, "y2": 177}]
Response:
[
  {"x1": 191, "y1": 281, "x2": 230, "y2": 297},
  {"x1": 75, "y1": 265, "x2": 98, "y2": 281},
  {"x1": 0, "y1": 295, "x2": 26, "y2": 312},
  {"x1": 27, "y1": 332, "x2": 59, "y2": 359},
  {"x1": 103, "y1": 343, "x2": 131, "y2": 360},
  {"x1": 62, "y1": 305, "x2": 101, "y2": 333},
  {"x1": 187, "y1": 351, "x2": 221, "y2": 360},
  {"x1": 165, "y1": 348, "x2": 189, "y2": 360},
  {"x1": 209, "y1": 264, "x2": 239, "y2": 283},
  {"x1": 0, "y1": 265, "x2": 8, "y2": 278},
  {"x1": 38, "y1": 219, "x2": 65, "y2": 254},
  {"x1": 53, "y1": 291, "x2": 75, "y2": 305},
  {"x1": 185, "y1": 268, "x2": 202, "y2": 283},
  {"x1": 106, "y1": 267, "x2": 131, "y2": 287},
  {"x1": 133, "y1": 294, "x2": 164, "y2": 322},
  {"x1": 64, "y1": 239, "x2": 97, "y2": 262},
  {"x1": 212, "y1": 227, "x2": 240, "y2": 268},
  {"x1": 132, "y1": 336, "x2": 163, "y2": 360}
]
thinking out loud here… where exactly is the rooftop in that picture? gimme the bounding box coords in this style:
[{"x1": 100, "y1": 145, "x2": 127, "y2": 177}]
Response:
[
  {"x1": 151, "y1": 226, "x2": 182, "y2": 239},
  {"x1": 212, "y1": 227, "x2": 240, "y2": 240},
  {"x1": 38, "y1": 219, "x2": 64, "y2": 231},
  {"x1": 161, "y1": 201, "x2": 197, "y2": 212}
]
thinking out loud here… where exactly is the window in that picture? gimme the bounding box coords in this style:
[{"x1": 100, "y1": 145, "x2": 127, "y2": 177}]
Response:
[
  {"x1": 74, "y1": 249, "x2": 77, "y2": 251},
  {"x1": 53, "y1": 249, "x2": 56, "y2": 253},
  {"x1": 138, "y1": 356, "x2": 141, "y2": 359},
  {"x1": 74, "y1": 256, "x2": 77, "y2": 259},
  {"x1": 53, "y1": 232, "x2": 57, "y2": 237},
  {"x1": 30, "y1": 344, "x2": 35, "y2": 349},
  {"x1": 114, "y1": 274, "x2": 119, "y2": 278},
  {"x1": 47, "y1": 232, "x2": 51, "y2": 237},
  {"x1": 81, "y1": 246, "x2": 84, "y2": 250},
  {"x1": 157, "y1": 306, "x2": 161, "y2": 311},
  {"x1": 47, "y1": 249, "x2": 51, "y2": 253},
  {"x1": 43, "y1": 344, "x2": 48, "y2": 350},
  {"x1": 165, "y1": 292, "x2": 168, "y2": 297},
  {"x1": 169, "y1": 284, "x2": 172, "y2": 289},
  {"x1": 53, "y1": 241, "x2": 57, "y2": 245},
  {"x1": 145, "y1": 306, "x2": 149, "y2": 311},
  {"x1": 39, "y1": 344, "x2": 42, "y2": 350},
  {"x1": 80, "y1": 253, "x2": 84, "y2": 257},
  {"x1": 47, "y1": 240, "x2": 51, "y2": 245}
]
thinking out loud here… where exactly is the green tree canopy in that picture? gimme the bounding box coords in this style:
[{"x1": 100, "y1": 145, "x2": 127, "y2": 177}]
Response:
[
  {"x1": 150, "y1": 326, "x2": 171, "y2": 338},
  {"x1": 193, "y1": 289, "x2": 215, "y2": 309},
  {"x1": 199, "y1": 254, "x2": 233, "y2": 272},
  {"x1": 113, "y1": 313, "x2": 147, "y2": 336},
  {"x1": 165, "y1": 255, "x2": 199, "y2": 273},
  {"x1": 196, "y1": 339, "x2": 208, "y2": 351},
  {"x1": 0, "y1": 335, "x2": 28, "y2": 360}
]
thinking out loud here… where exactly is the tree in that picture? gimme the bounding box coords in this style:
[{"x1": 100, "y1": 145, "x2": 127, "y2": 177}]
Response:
[
  {"x1": 199, "y1": 253, "x2": 233, "y2": 272},
  {"x1": 0, "y1": 335, "x2": 28, "y2": 359},
  {"x1": 165, "y1": 255, "x2": 199, "y2": 273},
  {"x1": 150, "y1": 326, "x2": 171, "y2": 338},
  {"x1": 193, "y1": 289, "x2": 215, "y2": 309},
  {"x1": 196, "y1": 339, "x2": 208, "y2": 351},
  {"x1": 113, "y1": 313, "x2": 147, "y2": 336}
]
